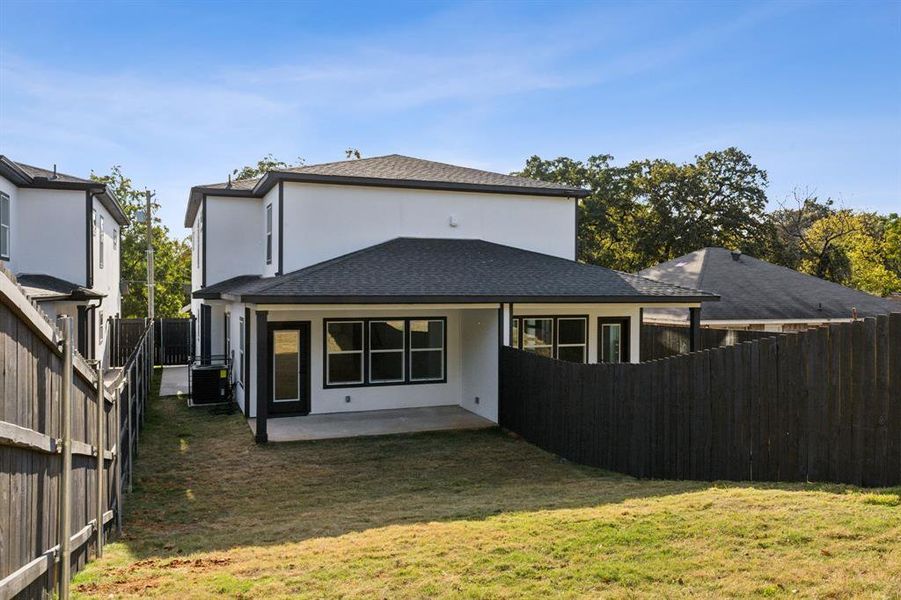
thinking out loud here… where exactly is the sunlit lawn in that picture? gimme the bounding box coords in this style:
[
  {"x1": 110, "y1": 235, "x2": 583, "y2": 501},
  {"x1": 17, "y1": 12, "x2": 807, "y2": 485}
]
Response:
[{"x1": 73, "y1": 369, "x2": 900, "y2": 598}]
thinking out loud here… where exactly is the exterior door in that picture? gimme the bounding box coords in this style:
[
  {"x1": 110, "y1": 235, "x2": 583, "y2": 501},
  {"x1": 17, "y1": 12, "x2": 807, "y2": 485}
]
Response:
[
  {"x1": 267, "y1": 322, "x2": 311, "y2": 416},
  {"x1": 597, "y1": 317, "x2": 630, "y2": 363}
]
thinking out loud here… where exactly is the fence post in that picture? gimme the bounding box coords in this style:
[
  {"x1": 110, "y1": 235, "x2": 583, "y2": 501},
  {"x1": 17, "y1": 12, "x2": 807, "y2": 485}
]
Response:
[
  {"x1": 57, "y1": 315, "x2": 74, "y2": 600},
  {"x1": 115, "y1": 383, "x2": 123, "y2": 535},
  {"x1": 127, "y1": 366, "x2": 134, "y2": 493},
  {"x1": 95, "y1": 364, "x2": 105, "y2": 557}
]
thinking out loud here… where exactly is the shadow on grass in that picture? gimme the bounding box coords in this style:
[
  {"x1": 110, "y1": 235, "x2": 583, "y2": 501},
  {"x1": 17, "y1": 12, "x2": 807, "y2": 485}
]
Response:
[{"x1": 119, "y1": 368, "x2": 889, "y2": 560}]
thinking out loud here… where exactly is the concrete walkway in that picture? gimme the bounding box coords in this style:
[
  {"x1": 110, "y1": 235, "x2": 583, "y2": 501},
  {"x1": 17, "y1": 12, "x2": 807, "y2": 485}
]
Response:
[
  {"x1": 159, "y1": 365, "x2": 190, "y2": 397},
  {"x1": 248, "y1": 405, "x2": 495, "y2": 442}
]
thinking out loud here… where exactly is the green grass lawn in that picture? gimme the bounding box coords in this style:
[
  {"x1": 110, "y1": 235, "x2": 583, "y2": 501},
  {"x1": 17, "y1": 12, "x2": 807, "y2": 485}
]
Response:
[{"x1": 73, "y1": 369, "x2": 900, "y2": 599}]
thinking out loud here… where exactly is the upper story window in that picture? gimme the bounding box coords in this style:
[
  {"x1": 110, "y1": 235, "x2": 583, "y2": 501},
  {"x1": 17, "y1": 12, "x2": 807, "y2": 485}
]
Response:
[
  {"x1": 0, "y1": 192, "x2": 10, "y2": 260},
  {"x1": 113, "y1": 229, "x2": 118, "y2": 250},
  {"x1": 92, "y1": 209, "x2": 97, "y2": 236},
  {"x1": 98, "y1": 215, "x2": 105, "y2": 268},
  {"x1": 265, "y1": 204, "x2": 273, "y2": 264}
]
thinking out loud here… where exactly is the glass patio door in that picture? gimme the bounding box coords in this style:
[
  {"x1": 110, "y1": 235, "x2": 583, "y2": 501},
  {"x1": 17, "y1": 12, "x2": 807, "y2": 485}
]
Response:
[{"x1": 268, "y1": 322, "x2": 311, "y2": 415}]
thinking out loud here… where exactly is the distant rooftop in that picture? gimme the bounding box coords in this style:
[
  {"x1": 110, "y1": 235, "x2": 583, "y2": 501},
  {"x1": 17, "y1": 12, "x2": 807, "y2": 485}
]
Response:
[{"x1": 639, "y1": 247, "x2": 898, "y2": 322}]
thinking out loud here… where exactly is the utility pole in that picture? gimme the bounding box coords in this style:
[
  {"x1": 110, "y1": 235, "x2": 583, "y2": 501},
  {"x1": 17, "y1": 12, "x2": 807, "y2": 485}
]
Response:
[{"x1": 145, "y1": 190, "x2": 155, "y2": 321}]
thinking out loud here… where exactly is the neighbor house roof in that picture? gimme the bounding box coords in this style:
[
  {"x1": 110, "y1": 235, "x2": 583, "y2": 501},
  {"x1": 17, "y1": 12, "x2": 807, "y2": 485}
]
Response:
[
  {"x1": 639, "y1": 247, "x2": 898, "y2": 322},
  {"x1": 16, "y1": 273, "x2": 105, "y2": 302},
  {"x1": 184, "y1": 154, "x2": 588, "y2": 226},
  {"x1": 0, "y1": 156, "x2": 129, "y2": 226},
  {"x1": 195, "y1": 238, "x2": 718, "y2": 304}
]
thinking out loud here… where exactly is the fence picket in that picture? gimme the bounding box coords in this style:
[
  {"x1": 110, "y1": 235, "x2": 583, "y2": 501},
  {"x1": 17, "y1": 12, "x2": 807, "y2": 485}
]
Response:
[{"x1": 499, "y1": 314, "x2": 900, "y2": 487}]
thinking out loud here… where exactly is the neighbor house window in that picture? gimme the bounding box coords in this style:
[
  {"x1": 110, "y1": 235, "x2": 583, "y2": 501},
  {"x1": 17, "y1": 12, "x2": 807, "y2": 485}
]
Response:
[
  {"x1": 98, "y1": 215, "x2": 105, "y2": 268},
  {"x1": 265, "y1": 204, "x2": 273, "y2": 264},
  {"x1": 0, "y1": 192, "x2": 9, "y2": 260},
  {"x1": 98, "y1": 310, "x2": 104, "y2": 343},
  {"x1": 113, "y1": 229, "x2": 118, "y2": 250},
  {"x1": 511, "y1": 316, "x2": 588, "y2": 363},
  {"x1": 324, "y1": 317, "x2": 447, "y2": 388},
  {"x1": 238, "y1": 316, "x2": 245, "y2": 386},
  {"x1": 369, "y1": 320, "x2": 405, "y2": 383},
  {"x1": 598, "y1": 317, "x2": 630, "y2": 363},
  {"x1": 326, "y1": 321, "x2": 363, "y2": 385},
  {"x1": 409, "y1": 319, "x2": 444, "y2": 381}
]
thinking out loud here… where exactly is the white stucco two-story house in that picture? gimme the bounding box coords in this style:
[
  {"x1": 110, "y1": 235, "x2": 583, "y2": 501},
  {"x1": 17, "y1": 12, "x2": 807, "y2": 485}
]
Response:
[
  {"x1": 186, "y1": 154, "x2": 715, "y2": 442},
  {"x1": 0, "y1": 156, "x2": 129, "y2": 365}
]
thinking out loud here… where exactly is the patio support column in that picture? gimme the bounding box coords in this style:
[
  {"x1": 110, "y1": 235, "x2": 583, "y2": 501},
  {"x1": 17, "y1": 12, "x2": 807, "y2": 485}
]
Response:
[
  {"x1": 255, "y1": 310, "x2": 269, "y2": 444},
  {"x1": 689, "y1": 307, "x2": 701, "y2": 352}
]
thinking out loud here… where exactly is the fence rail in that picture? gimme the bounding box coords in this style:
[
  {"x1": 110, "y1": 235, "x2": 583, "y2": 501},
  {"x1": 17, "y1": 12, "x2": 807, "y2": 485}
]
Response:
[
  {"x1": 0, "y1": 271, "x2": 152, "y2": 599},
  {"x1": 640, "y1": 323, "x2": 778, "y2": 361},
  {"x1": 501, "y1": 314, "x2": 901, "y2": 487}
]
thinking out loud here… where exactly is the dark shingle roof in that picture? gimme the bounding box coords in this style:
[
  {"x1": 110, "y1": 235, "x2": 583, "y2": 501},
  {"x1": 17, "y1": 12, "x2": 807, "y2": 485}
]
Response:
[
  {"x1": 195, "y1": 238, "x2": 717, "y2": 304},
  {"x1": 0, "y1": 156, "x2": 129, "y2": 225},
  {"x1": 14, "y1": 162, "x2": 94, "y2": 184},
  {"x1": 185, "y1": 154, "x2": 588, "y2": 226},
  {"x1": 639, "y1": 247, "x2": 898, "y2": 322},
  {"x1": 17, "y1": 273, "x2": 104, "y2": 301}
]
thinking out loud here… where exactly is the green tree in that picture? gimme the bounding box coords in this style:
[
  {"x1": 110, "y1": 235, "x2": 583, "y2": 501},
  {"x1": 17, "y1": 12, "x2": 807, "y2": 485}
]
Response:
[
  {"x1": 231, "y1": 154, "x2": 304, "y2": 180},
  {"x1": 518, "y1": 148, "x2": 771, "y2": 271},
  {"x1": 91, "y1": 166, "x2": 192, "y2": 318}
]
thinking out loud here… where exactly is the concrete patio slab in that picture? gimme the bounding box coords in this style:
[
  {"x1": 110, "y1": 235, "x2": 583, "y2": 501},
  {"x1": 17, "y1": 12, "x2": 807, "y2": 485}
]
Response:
[
  {"x1": 159, "y1": 365, "x2": 190, "y2": 397},
  {"x1": 248, "y1": 405, "x2": 495, "y2": 442}
]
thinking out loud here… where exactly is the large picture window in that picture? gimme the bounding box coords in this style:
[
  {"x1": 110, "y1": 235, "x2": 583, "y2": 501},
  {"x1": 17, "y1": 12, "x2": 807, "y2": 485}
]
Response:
[
  {"x1": 324, "y1": 317, "x2": 446, "y2": 388},
  {"x1": 326, "y1": 321, "x2": 364, "y2": 385},
  {"x1": 369, "y1": 320, "x2": 405, "y2": 383},
  {"x1": 0, "y1": 192, "x2": 9, "y2": 260},
  {"x1": 510, "y1": 316, "x2": 588, "y2": 363},
  {"x1": 409, "y1": 319, "x2": 444, "y2": 381}
]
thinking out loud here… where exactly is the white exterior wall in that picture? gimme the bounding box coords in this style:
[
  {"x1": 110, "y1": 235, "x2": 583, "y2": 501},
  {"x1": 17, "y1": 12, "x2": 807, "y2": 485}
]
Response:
[
  {"x1": 277, "y1": 183, "x2": 576, "y2": 272},
  {"x1": 0, "y1": 176, "x2": 19, "y2": 272},
  {"x1": 460, "y1": 309, "x2": 499, "y2": 421},
  {"x1": 16, "y1": 188, "x2": 86, "y2": 285},
  {"x1": 92, "y1": 197, "x2": 121, "y2": 363},
  {"x1": 204, "y1": 195, "x2": 265, "y2": 286}
]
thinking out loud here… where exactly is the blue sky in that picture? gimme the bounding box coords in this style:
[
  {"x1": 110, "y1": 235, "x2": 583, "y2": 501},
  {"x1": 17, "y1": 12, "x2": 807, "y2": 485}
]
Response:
[{"x1": 1, "y1": 0, "x2": 898, "y2": 233}]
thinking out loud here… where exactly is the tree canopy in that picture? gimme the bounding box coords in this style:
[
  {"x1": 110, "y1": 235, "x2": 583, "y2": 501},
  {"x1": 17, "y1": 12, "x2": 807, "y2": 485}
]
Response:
[
  {"x1": 518, "y1": 149, "x2": 900, "y2": 296},
  {"x1": 91, "y1": 166, "x2": 191, "y2": 318}
]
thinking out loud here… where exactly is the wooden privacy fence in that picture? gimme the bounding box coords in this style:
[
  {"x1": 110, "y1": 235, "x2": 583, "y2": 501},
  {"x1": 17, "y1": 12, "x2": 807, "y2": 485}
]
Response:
[
  {"x1": 0, "y1": 272, "x2": 153, "y2": 599},
  {"x1": 641, "y1": 323, "x2": 778, "y2": 361},
  {"x1": 154, "y1": 318, "x2": 194, "y2": 366},
  {"x1": 500, "y1": 314, "x2": 901, "y2": 487},
  {"x1": 109, "y1": 318, "x2": 148, "y2": 368}
]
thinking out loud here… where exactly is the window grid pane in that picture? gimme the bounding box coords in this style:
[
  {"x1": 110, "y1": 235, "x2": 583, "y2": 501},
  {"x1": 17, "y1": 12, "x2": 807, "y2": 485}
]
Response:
[
  {"x1": 327, "y1": 321, "x2": 364, "y2": 384},
  {"x1": 522, "y1": 318, "x2": 553, "y2": 355},
  {"x1": 369, "y1": 320, "x2": 405, "y2": 382},
  {"x1": 557, "y1": 317, "x2": 587, "y2": 363}
]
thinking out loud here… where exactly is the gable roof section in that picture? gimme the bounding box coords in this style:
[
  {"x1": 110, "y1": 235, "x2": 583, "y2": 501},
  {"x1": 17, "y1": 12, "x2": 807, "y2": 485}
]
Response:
[
  {"x1": 195, "y1": 238, "x2": 717, "y2": 304},
  {"x1": 0, "y1": 156, "x2": 129, "y2": 225},
  {"x1": 16, "y1": 273, "x2": 105, "y2": 301},
  {"x1": 185, "y1": 154, "x2": 588, "y2": 226},
  {"x1": 639, "y1": 247, "x2": 898, "y2": 321}
]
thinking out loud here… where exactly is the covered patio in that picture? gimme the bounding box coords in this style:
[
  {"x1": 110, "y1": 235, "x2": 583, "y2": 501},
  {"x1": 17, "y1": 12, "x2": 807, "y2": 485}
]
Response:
[{"x1": 247, "y1": 405, "x2": 494, "y2": 442}]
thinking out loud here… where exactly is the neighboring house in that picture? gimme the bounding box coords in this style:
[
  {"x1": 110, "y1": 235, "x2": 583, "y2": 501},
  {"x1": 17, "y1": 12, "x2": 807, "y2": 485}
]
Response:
[
  {"x1": 639, "y1": 247, "x2": 898, "y2": 332},
  {"x1": 0, "y1": 156, "x2": 129, "y2": 364},
  {"x1": 187, "y1": 154, "x2": 715, "y2": 440}
]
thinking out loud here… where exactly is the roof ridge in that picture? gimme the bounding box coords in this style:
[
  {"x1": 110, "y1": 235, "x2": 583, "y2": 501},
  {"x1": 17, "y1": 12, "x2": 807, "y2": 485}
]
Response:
[{"x1": 277, "y1": 153, "x2": 403, "y2": 174}]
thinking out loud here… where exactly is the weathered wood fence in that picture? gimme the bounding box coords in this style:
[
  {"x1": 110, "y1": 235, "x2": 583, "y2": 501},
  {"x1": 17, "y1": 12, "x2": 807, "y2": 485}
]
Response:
[
  {"x1": 0, "y1": 272, "x2": 152, "y2": 599},
  {"x1": 641, "y1": 323, "x2": 778, "y2": 361},
  {"x1": 501, "y1": 314, "x2": 901, "y2": 487}
]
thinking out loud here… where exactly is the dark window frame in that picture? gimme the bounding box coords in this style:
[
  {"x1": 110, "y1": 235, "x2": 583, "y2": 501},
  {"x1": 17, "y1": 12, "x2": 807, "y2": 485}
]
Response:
[
  {"x1": 265, "y1": 204, "x2": 273, "y2": 264},
  {"x1": 0, "y1": 191, "x2": 9, "y2": 260},
  {"x1": 510, "y1": 315, "x2": 589, "y2": 363},
  {"x1": 597, "y1": 316, "x2": 631, "y2": 363},
  {"x1": 323, "y1": 316, "x2": 448, "y2": 389},
  {"x1": 238, "y1": 316, "x2": 245, "y2": 387}
]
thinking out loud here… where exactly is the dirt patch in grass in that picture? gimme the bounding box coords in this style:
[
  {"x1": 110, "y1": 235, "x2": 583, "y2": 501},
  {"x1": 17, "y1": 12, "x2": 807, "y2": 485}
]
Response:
[{"x1": 73, "y1": 368, "x2": 901, "y2": 598}]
